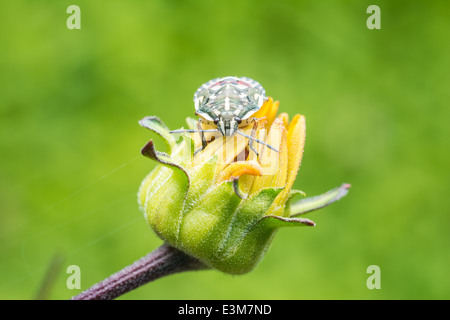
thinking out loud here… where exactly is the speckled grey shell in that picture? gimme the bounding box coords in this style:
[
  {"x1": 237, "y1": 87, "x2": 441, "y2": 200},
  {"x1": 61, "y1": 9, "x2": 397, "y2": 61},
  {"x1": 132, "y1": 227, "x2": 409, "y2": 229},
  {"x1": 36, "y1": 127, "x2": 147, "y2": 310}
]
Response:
[{"x1": 193, "y1": 76, "x2": 267, "y2": 122}]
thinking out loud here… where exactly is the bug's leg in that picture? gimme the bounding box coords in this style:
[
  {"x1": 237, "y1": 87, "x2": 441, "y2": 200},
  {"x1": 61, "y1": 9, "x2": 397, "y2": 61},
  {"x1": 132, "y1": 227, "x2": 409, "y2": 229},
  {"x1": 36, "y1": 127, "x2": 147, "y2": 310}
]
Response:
[
  {"x1": 193, "y1": 147, "x2": 203, "y2": 156},
  {"x1": 237, "y1": 127, "x2": 279, "y2": 153},
  {"x1": 170, "y1": 129, "x2": 218, "y2": 133},
  {"x1": 193, "y1": 119, "x2": 207, "y2": 156},
  {"x1": 170, "y1": 124, "x2": 218, "y2": 156},
  {"x1": 248, "y1": 119, "x2": 259, "y2": 157},
  {"x1": 198, "y1": 119, "x2": 208, "y2": 150}
]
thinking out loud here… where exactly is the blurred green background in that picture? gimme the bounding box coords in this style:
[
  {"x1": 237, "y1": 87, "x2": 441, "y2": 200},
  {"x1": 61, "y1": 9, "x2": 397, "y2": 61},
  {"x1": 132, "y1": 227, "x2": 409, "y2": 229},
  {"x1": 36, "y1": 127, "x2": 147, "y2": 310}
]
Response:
[{"x1": 1, "y1": 0, "x2": 449, "y2": 300}]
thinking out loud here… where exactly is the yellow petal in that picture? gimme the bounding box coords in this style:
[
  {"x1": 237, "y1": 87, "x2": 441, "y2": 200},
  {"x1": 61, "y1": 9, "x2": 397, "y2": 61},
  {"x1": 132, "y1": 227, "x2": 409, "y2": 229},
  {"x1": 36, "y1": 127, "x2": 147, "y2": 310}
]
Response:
[
  {"x1": 273, "y1": 114, "x2": 306, "y2": 215},
  {"x1": 245, "y1": 119, "x2": 267, "y2": 162},
  {"x1": 278, "y1": 112, "x2": 289, "y2": 128},
  {"x1": 215, "y1": 160, "x2": 263, "y2": 184},
  {"x1": 238, "y1": 119, "x2": 268, "y2": 194},
  {"x1": 266, "y1": 100, "x2": 279, "y2": 129},
  {"x1": 271, "y1": 119, "x2": 288, "y2": 189},
  {"x1": 217, "y1": 125, "x2": 253, "y2": 170},
  {"x1": 286, "y1": 114, "x2": 306, "y2": 189},
  {"x1": 249, "y1": 117, "x2": 285, "y2": 196},
  {"x1": 252, "y1": 97, "x2": 279, "y2": 129},
  {"x1": 252, "y1": 97, "x2": 273, "y2": 120},
  {"x1": 193, "y1": 124, "x2": 254, "y2": 173}
]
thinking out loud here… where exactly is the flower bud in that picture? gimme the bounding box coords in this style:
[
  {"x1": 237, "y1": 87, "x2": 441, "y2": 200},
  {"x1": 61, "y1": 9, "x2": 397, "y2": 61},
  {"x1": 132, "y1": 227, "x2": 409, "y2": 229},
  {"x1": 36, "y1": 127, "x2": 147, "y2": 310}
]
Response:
[{"x1": 138, "y1": 98, "x2": 350, "y2": 274}]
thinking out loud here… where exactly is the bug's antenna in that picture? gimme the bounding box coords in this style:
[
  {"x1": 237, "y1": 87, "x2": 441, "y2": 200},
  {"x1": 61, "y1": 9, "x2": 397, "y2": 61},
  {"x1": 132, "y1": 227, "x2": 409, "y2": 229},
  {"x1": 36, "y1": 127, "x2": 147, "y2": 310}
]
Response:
[
  {"x1": 237, "y1": 130, "x2": 279, "y2": 152},
  {"x1": 170, "y1": 129, "x2": 219, "y2": 134}
]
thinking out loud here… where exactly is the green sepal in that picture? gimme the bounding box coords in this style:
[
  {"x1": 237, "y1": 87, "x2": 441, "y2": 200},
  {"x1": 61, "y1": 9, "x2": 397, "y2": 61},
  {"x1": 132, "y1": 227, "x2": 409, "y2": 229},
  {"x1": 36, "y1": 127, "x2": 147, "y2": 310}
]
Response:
[
  {"x1": 138, "y1": 164, "x2": 168, "y2": 210},
  {"x1": 141, "y1": 140, "x2": 189, "y2": 175},
  {"x1": 258, "y1": 215, "x2": 315, "y2": 228},
  {"x1": 178, "y1": 179, "x2": 242, "y2": 260},
  {"x1": 182, "y1": 155, "x2": 218, "y2": 214},
  {"x1": 287, "y1": 189, "x2": 307, "y2": 201},
  {"x1": 139, "y1": 116, "x2": 177, "y2": 155},
  {"x1": 283, "y1": 189, "x2": 306, "y2": 217},
  {"x1": 290, "y1": 183, "x2": 351, "y2": 217},
  {"x1": 217, "y1": 208, "x2": 313, "y2": 275},
  {"x1": 139, "y1": 140, "x2": 190, "y2": 243},
  {"x1": 219, "y1": 187, "x2": 284, "y2": 259}
]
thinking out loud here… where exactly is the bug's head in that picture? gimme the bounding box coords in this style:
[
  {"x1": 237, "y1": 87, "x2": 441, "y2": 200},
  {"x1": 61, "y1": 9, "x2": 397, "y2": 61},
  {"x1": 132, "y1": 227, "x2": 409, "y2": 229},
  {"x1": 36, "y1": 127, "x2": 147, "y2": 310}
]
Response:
[{"x1": 214, "y1": 114, "x2": 242, "y2": 137}]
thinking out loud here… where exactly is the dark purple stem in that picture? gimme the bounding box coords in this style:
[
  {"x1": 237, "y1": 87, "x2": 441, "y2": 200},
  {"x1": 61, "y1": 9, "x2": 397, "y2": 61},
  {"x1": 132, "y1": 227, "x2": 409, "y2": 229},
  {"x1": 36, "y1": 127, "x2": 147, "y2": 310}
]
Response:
[{"x1": 71, "y1": 243, "x2": 207, "y2": 300}]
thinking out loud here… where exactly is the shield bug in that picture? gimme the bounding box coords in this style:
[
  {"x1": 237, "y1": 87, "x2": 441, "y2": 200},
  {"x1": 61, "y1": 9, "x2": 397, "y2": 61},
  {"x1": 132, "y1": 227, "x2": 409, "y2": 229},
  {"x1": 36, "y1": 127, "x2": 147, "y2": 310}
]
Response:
[{"x1": 171, "y1": 76, "x2": 278, "y2": 154}]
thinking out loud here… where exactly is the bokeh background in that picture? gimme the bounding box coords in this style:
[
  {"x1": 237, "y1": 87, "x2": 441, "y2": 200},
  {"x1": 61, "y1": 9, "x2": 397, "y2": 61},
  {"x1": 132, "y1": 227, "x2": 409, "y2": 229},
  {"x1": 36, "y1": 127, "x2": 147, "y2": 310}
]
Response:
[{"x1": 1, "y1": 0, "x2": 449, "y2": 300}]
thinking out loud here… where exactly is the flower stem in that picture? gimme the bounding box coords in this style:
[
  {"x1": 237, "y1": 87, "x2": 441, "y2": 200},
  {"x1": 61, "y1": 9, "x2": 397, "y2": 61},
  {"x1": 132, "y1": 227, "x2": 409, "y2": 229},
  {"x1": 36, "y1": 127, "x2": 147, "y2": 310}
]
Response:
[{"x1": 71, "y1": 243, "x2": 207, "y2": 300}]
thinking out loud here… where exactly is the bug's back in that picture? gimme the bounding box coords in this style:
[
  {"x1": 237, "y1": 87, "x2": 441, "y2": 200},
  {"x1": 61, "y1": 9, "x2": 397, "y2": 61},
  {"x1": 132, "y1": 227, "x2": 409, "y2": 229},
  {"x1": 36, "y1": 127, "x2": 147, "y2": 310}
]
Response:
[{"x1": 194, "y1": 76, "x2": 267, "y2": 123}]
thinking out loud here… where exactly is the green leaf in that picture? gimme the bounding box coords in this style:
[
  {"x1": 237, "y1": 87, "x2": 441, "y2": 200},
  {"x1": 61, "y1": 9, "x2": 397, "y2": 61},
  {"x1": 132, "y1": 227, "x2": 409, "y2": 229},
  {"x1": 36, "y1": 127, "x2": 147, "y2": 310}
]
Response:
[{"x1": 290, "y1": 183, "x2": 351, "y2": 217}]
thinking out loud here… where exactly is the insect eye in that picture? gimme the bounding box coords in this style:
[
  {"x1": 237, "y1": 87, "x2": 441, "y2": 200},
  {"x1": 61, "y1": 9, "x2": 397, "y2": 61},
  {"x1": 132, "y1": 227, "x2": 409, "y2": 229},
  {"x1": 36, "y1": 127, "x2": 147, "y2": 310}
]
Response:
[
  {"x1": 214, "y1": 118, "x2": 220, "y2": 125},
  {"x1": 234, "y1": 117, "x2": 242, "y2": 124}
]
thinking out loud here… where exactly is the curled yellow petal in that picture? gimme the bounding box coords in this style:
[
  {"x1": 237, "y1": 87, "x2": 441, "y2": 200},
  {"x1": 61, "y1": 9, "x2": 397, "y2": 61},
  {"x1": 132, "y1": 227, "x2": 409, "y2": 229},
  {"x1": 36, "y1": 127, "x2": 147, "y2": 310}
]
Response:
[{"x1": 215, "y1": 160, "x2": 263, "y2": 184}]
